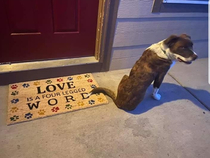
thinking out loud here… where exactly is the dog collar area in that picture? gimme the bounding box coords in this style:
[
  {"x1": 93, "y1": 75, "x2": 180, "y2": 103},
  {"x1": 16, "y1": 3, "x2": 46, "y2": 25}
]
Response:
[
  {"x1": 160, "y1": 47, "x2": 167, "y2": 55},
  {"x1": 160, "y1": 46, "x2": 173, "y2": 63}
]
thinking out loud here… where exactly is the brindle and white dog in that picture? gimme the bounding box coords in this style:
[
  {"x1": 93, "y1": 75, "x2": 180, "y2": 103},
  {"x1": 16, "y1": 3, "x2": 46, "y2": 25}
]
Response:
[{"x1": 89, "y1": 34, "x2": 198, "y2": 111}]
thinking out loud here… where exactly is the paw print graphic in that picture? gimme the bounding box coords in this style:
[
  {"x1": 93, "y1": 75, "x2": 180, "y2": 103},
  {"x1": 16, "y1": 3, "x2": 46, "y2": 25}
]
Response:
[
  {"x1": 38, "y1": 109, "x2": 46, "y2": 115},
  {"x1": 10, "y1": 115, "x2": 19, "y2": 121},
  {"x1": 57, "y1": 78, "x2": 63, "y2": 82},
  {"x1": 51, "y1": 107, "x2": 59, "y2": 112},
  {"x1": 11, "y1": 85, "x2": 18, "y2": 89},
  {"x1": 11, "y1": 99, "x2": 19, "y2": 104},
  {"x1": 10, "y1": 107, "x2": 19, "y2": 113},
  {"x1": 22, "y1": 83, "x2": 30, "y2": 88},
  {"x1": 78, "y1": 102, "x2": 84, "y2": 107},
  {"x1": 87, "y1": 79, "x2": 93, "y2": 83},
  {"x1": 25, "y1": 113, "x2": 33, "y2": 119},
  {"x1": 67, "y1": 77, "x2": 73, "y2": 81},
  {"x1": 65, "y1": 104, "x2": 73, "y2": 109},
  {"x1": 77, "y1": 76, "x2": 82, "y2": 80},
  {"x1": 11, "y1": 91, "x2": 19, "y2": 96},
  {"x1": 91, "y1": 84, "x2": 97, "y2": 89},
  {"x1": 98, "y1": 98, "x2": 105, "y2": 102},
  {"x1": 89, "y1": 100, "x2": 95, "y2": 105},
  {"x1": 85, "y1": 74, "x2": 90, "y2": 78},
  {"x1": 46, "y1": 80, "x2": 52, "y2": 84},
  {"x1": 34, "y1": 81, "x2": 40, "y2": 86}
]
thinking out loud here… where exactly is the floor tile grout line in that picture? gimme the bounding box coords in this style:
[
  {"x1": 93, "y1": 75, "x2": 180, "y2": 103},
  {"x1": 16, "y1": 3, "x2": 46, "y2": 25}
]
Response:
[{"x1": 168, "y1": 73, "x2": 210, "y2": 111}]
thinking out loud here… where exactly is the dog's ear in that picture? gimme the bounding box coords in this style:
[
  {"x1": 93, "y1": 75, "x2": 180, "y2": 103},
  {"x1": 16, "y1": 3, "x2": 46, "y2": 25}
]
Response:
[
  {"x1": 180, "y1": 34, "x2": 191, "y2": 39},
  {"x1": 164, "y1": 35, "x2": 179, "y2": 48}
]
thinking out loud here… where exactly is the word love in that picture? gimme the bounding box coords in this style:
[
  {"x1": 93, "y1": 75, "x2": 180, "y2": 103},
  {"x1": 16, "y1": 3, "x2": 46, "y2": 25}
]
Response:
[{"x1": 37, "y1": 82, "x2": 75, "y2": 94}]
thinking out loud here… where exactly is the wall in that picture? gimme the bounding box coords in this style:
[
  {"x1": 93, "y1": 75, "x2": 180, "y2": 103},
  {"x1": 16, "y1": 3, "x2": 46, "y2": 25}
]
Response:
[{"x1": 110, "y1": 0, "x2": 208, "y2": 70}]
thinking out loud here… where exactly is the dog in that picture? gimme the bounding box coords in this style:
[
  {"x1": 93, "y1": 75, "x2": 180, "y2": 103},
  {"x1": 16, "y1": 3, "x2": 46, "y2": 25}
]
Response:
[{"x1": 88, "y1": 34, "x2": 198, "y2": 111}]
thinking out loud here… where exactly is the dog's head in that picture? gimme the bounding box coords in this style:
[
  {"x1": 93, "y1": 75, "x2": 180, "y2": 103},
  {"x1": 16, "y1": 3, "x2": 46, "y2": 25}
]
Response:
[{"x1": 164, "y1": 34, "x2": 198, "y2": 64}]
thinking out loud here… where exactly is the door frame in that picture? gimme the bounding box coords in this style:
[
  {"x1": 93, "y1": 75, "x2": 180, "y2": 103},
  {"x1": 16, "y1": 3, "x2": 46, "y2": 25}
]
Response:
[{"x1": 0, "y1": 0, "x2": 120, "y2": 85}]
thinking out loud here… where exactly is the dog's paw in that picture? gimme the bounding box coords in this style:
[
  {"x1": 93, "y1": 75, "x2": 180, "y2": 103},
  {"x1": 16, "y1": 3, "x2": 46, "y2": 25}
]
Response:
[{"x1": 152, "y1": 93, "x2": 161, "y2": 100}]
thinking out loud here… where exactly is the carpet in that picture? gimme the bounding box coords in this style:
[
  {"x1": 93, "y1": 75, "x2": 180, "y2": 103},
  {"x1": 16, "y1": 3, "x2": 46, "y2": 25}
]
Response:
[{"x1": 7, "y1": 73, "x2": 108, "y2": 125}]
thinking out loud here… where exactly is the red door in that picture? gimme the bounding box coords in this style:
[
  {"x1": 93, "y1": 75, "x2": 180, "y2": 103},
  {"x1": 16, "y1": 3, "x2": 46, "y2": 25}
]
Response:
[{"x1": 0, "y1": 0, "x2": 99, "y2": 63}]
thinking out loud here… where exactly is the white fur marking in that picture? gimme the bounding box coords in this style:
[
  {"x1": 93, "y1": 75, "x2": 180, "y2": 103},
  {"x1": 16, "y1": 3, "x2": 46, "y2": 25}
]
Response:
[
  {"x1": 147, "y1": 40, "x2": 177, "y2": 61},
  {"x1": 86, "y1": 93, "x2": 92, "y2": 98},
  {"x1": 173, "y1": 54, "x2": 194, "y2": 62},
  {"x1": 147, "y1": 40, "x2": 196, "y2": 63},
  {"x1": 147, "y1": 40, "x2": 169, "y2": 60},
  {"x1": 152, "y1": 88, "x2": 161, "y2": 100}
]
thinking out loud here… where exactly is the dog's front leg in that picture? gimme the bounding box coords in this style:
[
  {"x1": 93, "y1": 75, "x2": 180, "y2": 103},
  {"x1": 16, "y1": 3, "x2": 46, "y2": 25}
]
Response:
[
  {"x1": 152, "y1": 87, "x2": 161, "y2": 100},
  {"x1": 152, "y1": 72, "x2": 167, "y2": 100}
]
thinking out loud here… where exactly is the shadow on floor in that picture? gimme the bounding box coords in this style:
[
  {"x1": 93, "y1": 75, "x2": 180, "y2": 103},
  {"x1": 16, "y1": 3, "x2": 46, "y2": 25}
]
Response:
[{"x1": 127, "y1": 82, "x2": 210, "y2": 115}]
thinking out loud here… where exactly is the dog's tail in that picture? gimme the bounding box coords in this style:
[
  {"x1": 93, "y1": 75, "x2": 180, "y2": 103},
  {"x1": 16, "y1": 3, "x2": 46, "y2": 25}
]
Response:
[{"x1": 88, "y1": 87, "x2": 116, "y2": 102}]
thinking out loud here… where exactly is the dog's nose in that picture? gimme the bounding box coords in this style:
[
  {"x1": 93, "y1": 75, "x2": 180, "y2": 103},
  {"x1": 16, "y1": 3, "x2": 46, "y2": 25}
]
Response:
[{"x1": 192, "y1": 54, "x2": 198, "y2": 60}]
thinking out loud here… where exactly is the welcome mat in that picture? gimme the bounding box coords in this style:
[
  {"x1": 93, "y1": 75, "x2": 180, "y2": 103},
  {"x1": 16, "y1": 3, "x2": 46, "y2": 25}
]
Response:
[{"x1": 7, "y1": 73, "x2": 108, "y2": 125}]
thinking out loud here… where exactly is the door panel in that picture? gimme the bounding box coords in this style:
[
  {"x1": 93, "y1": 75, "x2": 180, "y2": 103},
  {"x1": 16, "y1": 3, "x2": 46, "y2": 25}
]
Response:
[
  {"x1": 52, "y1": 0, "x2": 79, "y2": 32},
  {"x1": 0, "y1": 0, "x2": 99, "y2": 63},
  {"x1": 7, "y1": 0, "x2": 40, "y2": 34}
]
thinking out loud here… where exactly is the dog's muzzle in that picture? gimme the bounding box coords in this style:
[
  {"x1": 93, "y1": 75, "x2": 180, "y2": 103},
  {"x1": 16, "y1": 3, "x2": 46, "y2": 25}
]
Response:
[{"x1": 192, "y1": 53, "x2": 198, "y2": 61}]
